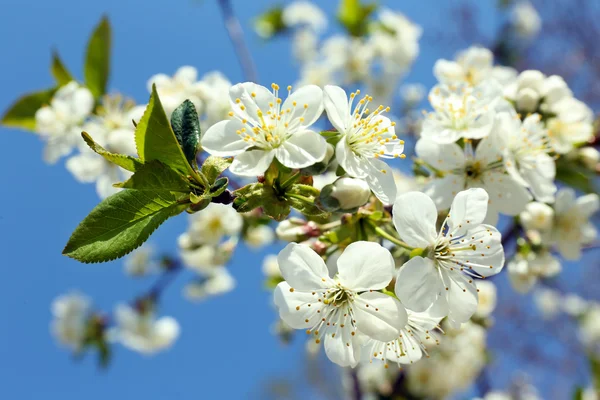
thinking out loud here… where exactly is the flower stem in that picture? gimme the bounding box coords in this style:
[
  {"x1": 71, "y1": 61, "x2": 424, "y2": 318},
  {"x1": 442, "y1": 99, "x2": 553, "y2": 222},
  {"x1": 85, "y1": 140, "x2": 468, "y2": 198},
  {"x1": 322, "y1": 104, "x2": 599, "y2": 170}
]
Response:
[
  {"x1": 279, "y1": 171, "x2": 301, "y2": 190},
  {"x1": 369, "y1": 222, "x2": 414, "y2": 250},
  {"x1": 287, "y1": 192, "x2": 314, "y2": 204}
]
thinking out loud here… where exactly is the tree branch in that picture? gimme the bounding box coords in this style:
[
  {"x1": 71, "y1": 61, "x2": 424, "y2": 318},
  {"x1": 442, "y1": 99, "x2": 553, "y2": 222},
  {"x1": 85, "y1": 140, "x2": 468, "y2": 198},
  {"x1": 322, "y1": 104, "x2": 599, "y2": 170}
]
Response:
[{"x1": 217, "y1": 0, "x2": 258, "y2": 82}]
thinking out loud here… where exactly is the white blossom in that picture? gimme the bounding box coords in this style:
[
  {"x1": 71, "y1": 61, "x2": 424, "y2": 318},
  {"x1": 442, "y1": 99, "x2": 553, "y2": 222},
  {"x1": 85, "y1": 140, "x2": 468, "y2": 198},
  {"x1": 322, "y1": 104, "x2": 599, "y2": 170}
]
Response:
[
  {"x1": 421, "y1": 81, "x2": 503, "y2": 144},
  {"x1": 507, "y1": 251, "x2": 561, "y2": 293},
  {"x1": 282, "y1": 1, "x2": 327, "y2": 33},
  {"x1": 115, "y1": 304, "x2": 179, "y2": 354},
  {"x1": 416, "y1": 137, "x2": 531, "y2": 224},
  {"x1": 51, "y1": 292, "x2": 91, "y2": 351},
  {"x1": 371, "y1": 9, "x2": 421, "y2": 74},
  {"x1": 533, "y1": 288, "x2": 561, "y2": 319},
  {"x1": 520, "y1": 201, "x2": 555, "y2": 233},
  {"x1": 511, "y1": 1, "x2": 542, "y2": 39},
  {"x1": 394, "y1": 189, "x2": 505, "y2": 326},
  {"x1": 400, "y1": 83, "x2": 426, "y2": 105},
  {"x1": 35, "y1": 81, "x2": 94, "y2": 163},
  {"x1": 196, "y1": 71, "x2": 232, "y2": 128},
  {"x1": 179, "y1": 203, "x2": 243, "y2": 247},
  {"x1": 579, "y1": 147, "x2": 600, "y2": 170},
  {"x1": 147, "y1": 66, "x2": 204, "y2": 116},
  {"x1": 262, "y1": 254, "x2": 281, "y2": 278},
  {"x1": 274, "y1": 242, "x2": 407, "y2": 367},
  {"x1": 202, "y1": 82, "x2": 327, "y2": 176},
  {"x1": 184, "y1": 268, "x2": 236, "y2": 301},
  {"x1": 323, "y1": 85, "x2": 404, "y2": 204},
  {"x1": 124, "y1": 245, "x2": 155, "y2": 277},
  {"x1": 322, "y1": 36, "x2": 375, "y2": 84},
  {"x1": 245, "y1": 224, "x2": 275, "y2": 248},
  {"x1": 551, "y1": 188, "x2": 599, "y2": 260}
]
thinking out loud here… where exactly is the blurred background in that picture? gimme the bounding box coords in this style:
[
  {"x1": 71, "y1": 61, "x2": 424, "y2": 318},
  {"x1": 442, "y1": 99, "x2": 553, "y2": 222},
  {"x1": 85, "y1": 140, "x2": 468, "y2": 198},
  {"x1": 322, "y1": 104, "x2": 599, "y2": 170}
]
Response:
[{"x1": 1, "y1": 0, "x2": 599, "y2": 399}]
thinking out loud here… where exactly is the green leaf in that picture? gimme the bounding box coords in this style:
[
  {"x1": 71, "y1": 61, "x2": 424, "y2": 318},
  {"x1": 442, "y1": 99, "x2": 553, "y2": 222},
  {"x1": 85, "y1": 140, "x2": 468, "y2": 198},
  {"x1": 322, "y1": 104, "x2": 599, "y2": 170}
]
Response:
[
  {"x1": 590, "y1": 354, "x2": 600, "y2": 390},
  {"x1": 82, "y1": 131, "x2": 143, "y2": 172},
  {"x1": 84, "y1": 16, "x2": 111, "y2": 99},
  {"x1": 63, "y1": 189, "x2": 188, "y2": 263},
  {"x1": 210, "y1": 177, "x2": 229, "y2": 196},
  {"x1": 337, "y1": 0, "x2": 377, "y2": 37},
  {"x1": 556, "y1": 159, "x2": 597, "y2": 194},
  {"x1": 114, "y1": 160, "x2": 191, "y2": 192},
  {"x1": 51, "y1": 50, "x2": 74, "y2": 86},
  {"x1": 201, "y1": 156, "x2": 232, "y2": 184},
  {"x1": 1, "y1": 87, "x2": 57, "y2": 131},
  {"x1": 135, "y1": 85, "x2": 193, "y2": 177},
  {"x1": 170, "y1": 100, "x2": 201, "y2": 165}
]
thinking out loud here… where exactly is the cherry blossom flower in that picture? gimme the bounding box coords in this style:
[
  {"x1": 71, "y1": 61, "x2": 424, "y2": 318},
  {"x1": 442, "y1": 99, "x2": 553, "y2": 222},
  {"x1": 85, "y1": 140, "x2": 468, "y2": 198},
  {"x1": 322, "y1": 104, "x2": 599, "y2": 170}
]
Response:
[
  {"x1": 393, "y1": 189, "x2": 505, "y2": 326},
  {"x1": 323, "y1": 85, "x2": 404, "y2": 204},
  {"x1": 35, "y1": 81, "x2": 94, "y2": 163},
  {"x1": 147, "y1": 66, "x2": 204, "y2": 116},
  {"x1": 202, "y1": 82, "x2": 327, "y2": 176},
  {"x1": 115, "y1": 304, "x2": 179, "y2": 354},
  {"x1": 282, "y1": 1, "x2": 327, "y2": 33},
  {"x1": 416, "y1": 137, "x2": 531, "y2": 224},
  {"x1": 420, "y1": 81, "x2": 503, "y2": 144},
  {"x1": 511, "y1": 1, "x2": 542, "y2": 39},
  {"x1": 274, "y1": 242, "x2": 407, "y2": 367},
  {"x1": 51, "y1": 292, "x2": 91, "y2": 351}
]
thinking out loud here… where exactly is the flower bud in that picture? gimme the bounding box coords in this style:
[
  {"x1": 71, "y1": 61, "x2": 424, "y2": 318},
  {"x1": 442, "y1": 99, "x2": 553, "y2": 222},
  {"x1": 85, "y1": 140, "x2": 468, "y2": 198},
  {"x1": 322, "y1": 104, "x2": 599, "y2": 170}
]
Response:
[
  {"x1": 578, "y1": 147, "x2": 600, "y2": 170},
  {"x1": 517, "y1": 70, "x2": 545, "y2": 91},
  {"x1": 276, "y1": 218, "x2": 319, "y2": 241},
  {"x1": 329, "y1": 177, "x2": 371, "y2": 210},
  {"x1": 516, "y1": 87, "x2": 540, "y2": 113},
  {"x1": 519, "y1": 202, "x2": 554, "y2": 232}
]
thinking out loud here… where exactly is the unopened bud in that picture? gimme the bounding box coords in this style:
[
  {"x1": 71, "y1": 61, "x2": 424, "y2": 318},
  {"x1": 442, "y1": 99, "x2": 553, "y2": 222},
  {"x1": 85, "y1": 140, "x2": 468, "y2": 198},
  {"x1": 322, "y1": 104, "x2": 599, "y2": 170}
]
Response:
[
  {"x1": 329, "y1": 177, "x2": 371, "y2": 210},
  {"x1": 276, "y1": 219, "x2": 319, "y2": 242},
  {"x1": 516, "y1": 88, "x2": 540, "y2": 113},
  {"x1": 578, "y1": 147, "x2": 600, "y2": 170},
  {"x1": 517, "y1": 70, "x2": 545, "y2": 91}
]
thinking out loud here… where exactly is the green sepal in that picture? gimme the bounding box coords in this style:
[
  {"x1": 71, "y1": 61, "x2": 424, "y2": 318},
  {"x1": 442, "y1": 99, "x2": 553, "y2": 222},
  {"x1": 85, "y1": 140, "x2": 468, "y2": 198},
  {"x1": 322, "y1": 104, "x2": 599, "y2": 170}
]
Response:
[
  {"x1": 233, "y1": 183, "x2": 291, "y2": 221},
  {"x1": 51, "y1": 50, "x2": 74, "y2": 86},
  {"x1": 318, "y1": 183, "x2": 341, "y2": 211},
  {"x1": 201, "y1": 156, "x2": 233, "y2": 184},
  {"x1": 287, "y1": 184, "x2": 329, "y2": 218},
  {"x1": 84, "y1": 15, "x2": 111, "y2": 99},
  {"x1": 1, "y1": 87, "x2": 57, "y2": 131},
  {"x1": 210, "y1": 177, "x2": 229, "y2": 196},
  {"x1": 170, "y1": 100, "x2": 201, "y2": 165},
  {"x1": 113, "y1": 160, "x2": 191, "y2": 192},
  {"x1": 82, "y1": 131, "x2": 143, "y2": 172},
  {"x1": 63, "y1": 189, "x2": 189, "y2": 263}
]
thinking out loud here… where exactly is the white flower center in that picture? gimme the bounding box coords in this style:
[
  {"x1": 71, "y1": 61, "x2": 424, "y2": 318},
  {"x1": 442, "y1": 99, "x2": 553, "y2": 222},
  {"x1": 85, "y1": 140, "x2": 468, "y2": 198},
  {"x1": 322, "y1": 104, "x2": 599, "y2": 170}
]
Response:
[
  {"x1": 230, "y1": 83, "x2": 311, "y2": 150},
  {"x1": 343, "y1": 90, "x2": 404, "y2": 160},
  {"x1": 429, "y1": 86, "x2": 487, "y2": 131}
]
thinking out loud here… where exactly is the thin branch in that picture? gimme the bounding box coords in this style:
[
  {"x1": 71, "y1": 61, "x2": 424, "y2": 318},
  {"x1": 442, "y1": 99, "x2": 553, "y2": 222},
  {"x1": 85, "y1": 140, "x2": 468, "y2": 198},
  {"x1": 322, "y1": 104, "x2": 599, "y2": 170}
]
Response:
[{"x1": 217, "y1": 0, "x2": 258, "y2": 82}]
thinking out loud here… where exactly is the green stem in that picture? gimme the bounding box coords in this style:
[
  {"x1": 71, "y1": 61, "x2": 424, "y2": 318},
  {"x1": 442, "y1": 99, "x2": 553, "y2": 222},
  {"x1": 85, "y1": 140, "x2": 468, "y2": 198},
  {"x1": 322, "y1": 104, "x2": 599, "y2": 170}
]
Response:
[
  {"x1": 287, "y1": 193, "x2": 313, "y2": 204},
  {"x1": 279, "y1": 171, "x2": 301, "y2": 190},
  {"x1": 369, "y1": 222, "x2": 414, "y2": 250}
]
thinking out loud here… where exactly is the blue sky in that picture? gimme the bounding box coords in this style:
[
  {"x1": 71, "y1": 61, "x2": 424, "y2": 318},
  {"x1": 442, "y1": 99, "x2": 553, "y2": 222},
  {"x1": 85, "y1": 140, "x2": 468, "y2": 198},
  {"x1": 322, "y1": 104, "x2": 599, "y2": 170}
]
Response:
[{"x1": 0, "y1": 0, "x2": 587, "y2": 399}]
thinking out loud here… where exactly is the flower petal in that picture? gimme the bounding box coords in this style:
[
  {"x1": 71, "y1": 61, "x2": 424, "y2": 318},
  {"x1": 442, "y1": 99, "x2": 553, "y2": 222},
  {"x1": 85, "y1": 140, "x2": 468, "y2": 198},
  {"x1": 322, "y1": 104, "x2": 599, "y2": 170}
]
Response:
[
  {"x1": 277, "y1": 243, "x2": 332, "y2": 290},
  {"x1": 229, "y1": 82, "x2": 275, "y2": 125},
  {"x1": 324, "y1": 324, "x2": 361, "y2": 367},
  {"x1": 395, "y1": 257, "x2": 443, "y2": 312},
  {"x1": 201, "y1": 119, "x2": 250, "y2": 156},
  {"x1": 274, "y1": 282, "x2": 325, "y2": 329},
  {"x1": 422, "y1": 175, "x2": 464, "y2": 211},
  {"x1": 447, "y1": 224, "x2": 505, "y2": 277},
  {"x1": 336, "y1": 241, "x2": 394, "y2": 291},
  {"x1": 364, "y1": 158, "x2": 397, "y2": 206},
  {"x1": 354, "y1": 292, "x2": 407, "y2": 342},
  {"x1": 282, "y1": 85, "x2": 324, "y2": 127},
  {"x1": 229, "y1": 150, "x2": 275, "y2": 177},
  {"x1": 440, "y1": 269, "x2": 478, "y2": 325},
  {"x1": 447, "y1": 188, "x2": 489, "y2": 236},
  {"x1": 323, "y1": 85, "x2": 349, "y2": 133},
  {"x1": 276, "y1": 130, "x2": 327, "y2": 168},
  {"x1": 393, "y1": 192, "x2": 438, "y2": 248},
  {"x1": 336, "y1": 139, "x2": 369, "y2": 178},
  {"x1": 415, "y1": 139, "x2": 465, "y2": 171}
]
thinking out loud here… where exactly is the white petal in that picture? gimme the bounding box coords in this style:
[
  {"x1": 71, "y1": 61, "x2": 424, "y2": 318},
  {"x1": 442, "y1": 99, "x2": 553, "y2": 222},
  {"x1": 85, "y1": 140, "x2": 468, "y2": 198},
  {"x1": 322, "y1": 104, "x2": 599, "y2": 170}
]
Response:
[
  {"x1": 447, "y1": 224, "x2": 505, "y2": 277},
  {"x1": 276, "y1": 130, "x2": 327, "y2": 168},
  {"x1": 576, "y1": 194, "x2": 600, "y2": 217},
  {"x1": 392, "y1": 192, "x2": 437, "y2": 248},
  {"x1": 66, "y1": 153, "x2": 105, "y2": 183},
  {"x1": 354, "y1": 292, "x2": 407, "y2": 342},
  {"x1": 229, "y1": 82, "x2": 274, "y2": 126},
  {"x1": 277, "y1": 243, "x2": 332, "y2": 290},
  {"x1": 336, "y1": 139, "x2": 369, "y2": 178},
  {"x1": 201, "y1": 119, "x2": 250, "y2": 156},
  {"x1": 274, "y1": 282, "x2": 325, "y2": 328},
  {"x1": 415, "y1": 139, "x2": 465, "y2": 170},
  {"x1": 462, "y1": 110, "x2": 495, "y2": 140},
  {"x1": 282, "y1": 85, "x2": 324, "y2": 127},
  {"x1": 229, "y1": 150, "x2": 275, "y2": 177},
  {"x1": 447, "y1": 188, "x2": 489, "y2": 236},
  {"x1": 364, "y1": 158, "x2": 397, "y2": 206},
  {"x1": 423, "y1": 175, "x2": 465, "y2": 210},
  {"x1": 336, "y1": 242, "x2": 394, "y2": 291},
  {"x1": 324, "y1": 324, "x2": 360, "y2": 367},
  {"x1": 420, "y1": 120, "x2": 462, "y2": 144},
  {"x1": 395, "y1": 257, "x2": 443, "y2": 312},
  {"x1": 323, "y1": 85, "x2": 349, "y2": 132},
  {"x1": 483, "y1": 171, "x2": 531, "y2": 216},
  {"x1": 440, "y1": 270, "x2": 478, "y2": 325}
]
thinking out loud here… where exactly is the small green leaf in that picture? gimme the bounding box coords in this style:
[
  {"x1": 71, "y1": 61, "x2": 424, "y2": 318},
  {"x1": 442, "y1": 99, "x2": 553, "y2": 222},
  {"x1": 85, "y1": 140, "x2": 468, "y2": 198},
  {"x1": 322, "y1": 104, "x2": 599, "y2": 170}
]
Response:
[
  {"x1": 170, "y1": 100, "x2": 201, "y2": 165},
  {"x1": 63, "y1": 189, "x2": 188, "y2": 263},
  {"x1": 135, "y1": 85, "x2": 194, "y2": 177},
  {"x1": 51, "y1": 50, "x2": 74, "y2": 86},
  {"x1": 254, "y1": 6, "x2": 286, "y2": 39},
  {"x1": 84, "y1": 15, "x2": 111, "y2": 99},
  {"x1": 337, "y1": 0, "x2": 377, "y2": 37},
  {"x1": 114, "y1": 160, "x2": 191, "y2": 192},
  {"x1": 1, "y1": 87, "x2": 57, "y2": 131},
  {"x1": 201, "y1": 156, "x2": 233, "y2": 184},
  {"x1": 556, "y1": 158, "x2": 597, "y2": 194},
  {"x1": 82, "y1": 131, "x2": 143, "y2": 172},
  {"x1": 210, "y1": 177, "x2": 229, "y2": 196}
]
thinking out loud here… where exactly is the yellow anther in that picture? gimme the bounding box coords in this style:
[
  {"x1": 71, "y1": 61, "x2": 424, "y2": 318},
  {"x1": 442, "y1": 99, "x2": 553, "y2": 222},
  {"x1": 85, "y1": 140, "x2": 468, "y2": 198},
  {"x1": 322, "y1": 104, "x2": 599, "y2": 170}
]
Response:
[
  {"x1": 303, "y1": 104, "x2": 308, "y2": 109},
  {"x1": 287, "y1": 85, "x2": 292, "y2": 91},
  {"x1": 240, "y1": 105, "x2": 246, "y2": 111},
  {"x1": 228, "y1": 111, "x2": 234, "y2": 117},
  {"x1": 400, "y1": 154, "x2": 406, "y2": 159},
  {"x1": 251, "y1": 92, "x2": 256, "y2": 97}
]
